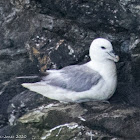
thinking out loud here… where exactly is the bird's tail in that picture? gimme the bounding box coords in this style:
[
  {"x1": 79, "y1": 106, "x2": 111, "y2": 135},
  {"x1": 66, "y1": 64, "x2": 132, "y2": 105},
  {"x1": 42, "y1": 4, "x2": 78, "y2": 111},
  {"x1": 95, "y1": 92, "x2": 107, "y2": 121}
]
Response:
[
  {"x1": 21, "y1": 83, "x2": 35, "y2": 88},
  {"x1": 21, "y1": 82, "x2": 71, "y2": 102},
  {"x1": 21, "y1": 82, "x2": 49, "y2": 97}
]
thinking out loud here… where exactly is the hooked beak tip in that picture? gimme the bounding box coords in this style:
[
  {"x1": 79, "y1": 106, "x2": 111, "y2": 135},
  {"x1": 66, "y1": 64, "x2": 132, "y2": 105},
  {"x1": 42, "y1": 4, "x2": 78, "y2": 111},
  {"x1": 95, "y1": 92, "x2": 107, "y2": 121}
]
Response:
[{"x1": 114, "y1": 55, "x2": 119, "y2": 62}]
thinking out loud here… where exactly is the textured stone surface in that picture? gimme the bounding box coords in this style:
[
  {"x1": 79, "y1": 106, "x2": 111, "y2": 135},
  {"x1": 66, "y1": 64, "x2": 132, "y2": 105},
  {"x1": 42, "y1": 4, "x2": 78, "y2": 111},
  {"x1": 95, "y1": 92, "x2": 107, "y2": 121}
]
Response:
[
  {"x1": 0, "y1": 0, "x2": 39, "y2": 83},
  {"x1": 82, "y1": 102, "x2": 140, "y2": 138},
  {"x1": 0, "y1": 0, "x2": 140, "y2": 139},
  {"x1": 1, "y1": 102, "x2": 140, "y2": 139}
]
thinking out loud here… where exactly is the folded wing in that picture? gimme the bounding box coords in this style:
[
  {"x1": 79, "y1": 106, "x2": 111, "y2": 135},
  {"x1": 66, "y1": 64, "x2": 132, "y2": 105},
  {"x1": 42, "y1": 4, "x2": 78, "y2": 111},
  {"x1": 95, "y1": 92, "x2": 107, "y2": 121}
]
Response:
[{"x1": 41, "y1": 64, "x2": 102, "y2": 92}]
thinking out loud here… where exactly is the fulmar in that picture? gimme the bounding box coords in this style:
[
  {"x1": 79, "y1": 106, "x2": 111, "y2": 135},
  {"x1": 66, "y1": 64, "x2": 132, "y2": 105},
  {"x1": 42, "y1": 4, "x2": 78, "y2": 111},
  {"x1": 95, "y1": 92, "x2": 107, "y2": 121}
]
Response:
[{"x1": 22, "y1": 38, "x2": 119, "y2": 102}]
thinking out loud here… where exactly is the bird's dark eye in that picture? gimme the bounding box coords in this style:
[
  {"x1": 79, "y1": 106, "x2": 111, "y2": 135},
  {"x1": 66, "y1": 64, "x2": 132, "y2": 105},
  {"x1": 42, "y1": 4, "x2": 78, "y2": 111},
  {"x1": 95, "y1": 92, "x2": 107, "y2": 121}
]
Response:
[{"x1": 101, "y1": 46, "x2": 106, "y2": 49}]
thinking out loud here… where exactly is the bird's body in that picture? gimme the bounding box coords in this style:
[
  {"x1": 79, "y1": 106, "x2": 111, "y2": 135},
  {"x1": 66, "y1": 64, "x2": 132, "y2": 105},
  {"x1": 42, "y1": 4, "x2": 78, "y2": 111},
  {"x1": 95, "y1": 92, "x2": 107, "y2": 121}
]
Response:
[{"x1": 22, "y1": 38, "x2": 119, "y2": 102}]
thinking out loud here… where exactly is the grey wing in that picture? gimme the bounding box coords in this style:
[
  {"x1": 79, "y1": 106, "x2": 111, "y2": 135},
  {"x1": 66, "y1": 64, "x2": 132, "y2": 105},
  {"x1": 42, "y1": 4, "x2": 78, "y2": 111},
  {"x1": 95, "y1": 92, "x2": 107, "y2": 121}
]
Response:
[{"x1": 41, "y1": 65, "x2": 102, "y2": 92}]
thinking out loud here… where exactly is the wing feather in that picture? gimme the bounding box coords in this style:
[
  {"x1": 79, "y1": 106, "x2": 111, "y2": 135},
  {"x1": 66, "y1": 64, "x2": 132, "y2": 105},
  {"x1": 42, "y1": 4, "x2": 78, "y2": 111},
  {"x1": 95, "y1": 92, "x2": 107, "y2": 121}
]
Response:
[{"x1": 41, "y1": 64, "x2": 102, "y2": 92}]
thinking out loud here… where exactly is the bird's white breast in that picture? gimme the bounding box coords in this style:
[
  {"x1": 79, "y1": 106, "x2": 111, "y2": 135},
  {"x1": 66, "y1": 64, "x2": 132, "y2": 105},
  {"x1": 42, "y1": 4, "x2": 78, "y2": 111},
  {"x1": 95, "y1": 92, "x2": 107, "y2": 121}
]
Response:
[{"x1": 86, "y1": 60, "x2": 117, "y2": 100}]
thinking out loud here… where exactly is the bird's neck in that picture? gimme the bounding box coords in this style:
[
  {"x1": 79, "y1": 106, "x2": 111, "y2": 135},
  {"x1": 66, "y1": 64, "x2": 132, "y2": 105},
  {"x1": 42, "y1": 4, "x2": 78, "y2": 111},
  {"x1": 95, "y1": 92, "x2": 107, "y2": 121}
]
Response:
[{"x1": 87, "y1": 60, "x2": 117, "y2": 79}]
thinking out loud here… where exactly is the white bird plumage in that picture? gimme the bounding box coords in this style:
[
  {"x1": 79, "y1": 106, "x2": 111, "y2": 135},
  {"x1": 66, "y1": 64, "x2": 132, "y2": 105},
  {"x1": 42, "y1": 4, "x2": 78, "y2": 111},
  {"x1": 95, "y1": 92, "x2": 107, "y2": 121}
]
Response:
[{"x1": 22, "y1": 38, "x2": 119, "y2": 102}]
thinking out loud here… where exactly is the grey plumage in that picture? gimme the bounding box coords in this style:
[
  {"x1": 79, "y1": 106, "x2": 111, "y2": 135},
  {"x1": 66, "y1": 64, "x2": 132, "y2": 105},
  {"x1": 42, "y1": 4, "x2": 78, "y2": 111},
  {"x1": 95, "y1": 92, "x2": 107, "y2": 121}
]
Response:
[{"x1": 41, "y1": 64, "x2": 102, "y2": 92}]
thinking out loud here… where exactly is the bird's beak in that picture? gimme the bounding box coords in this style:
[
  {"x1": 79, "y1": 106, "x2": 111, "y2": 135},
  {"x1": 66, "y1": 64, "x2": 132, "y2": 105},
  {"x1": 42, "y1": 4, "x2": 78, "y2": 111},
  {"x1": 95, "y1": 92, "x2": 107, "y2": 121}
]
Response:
[{"x1": 107, "y1": 50, "x2": 119, "y2": 62}]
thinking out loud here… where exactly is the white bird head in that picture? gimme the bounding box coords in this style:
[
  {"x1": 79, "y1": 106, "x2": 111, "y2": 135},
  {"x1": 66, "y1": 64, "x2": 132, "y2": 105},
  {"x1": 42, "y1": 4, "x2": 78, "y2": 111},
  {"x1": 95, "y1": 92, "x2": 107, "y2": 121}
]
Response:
[{"x1": 89, "y1": 38, "x2": 119, "y2": 62}]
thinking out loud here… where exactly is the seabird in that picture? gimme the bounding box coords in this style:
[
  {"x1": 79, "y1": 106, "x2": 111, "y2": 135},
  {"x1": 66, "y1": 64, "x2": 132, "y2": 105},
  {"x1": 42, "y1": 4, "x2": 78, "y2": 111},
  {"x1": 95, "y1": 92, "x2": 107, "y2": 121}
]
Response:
[{"x1": 22, "y1": 38, "x2": 119, "y2": 102}]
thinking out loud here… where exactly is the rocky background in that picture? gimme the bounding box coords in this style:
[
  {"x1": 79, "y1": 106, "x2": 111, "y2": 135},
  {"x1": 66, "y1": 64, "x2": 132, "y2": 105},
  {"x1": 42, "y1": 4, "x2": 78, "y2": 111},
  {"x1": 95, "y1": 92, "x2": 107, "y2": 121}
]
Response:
[{"x1": 0, "y1": 0, "x2": 140, "y2": 139}]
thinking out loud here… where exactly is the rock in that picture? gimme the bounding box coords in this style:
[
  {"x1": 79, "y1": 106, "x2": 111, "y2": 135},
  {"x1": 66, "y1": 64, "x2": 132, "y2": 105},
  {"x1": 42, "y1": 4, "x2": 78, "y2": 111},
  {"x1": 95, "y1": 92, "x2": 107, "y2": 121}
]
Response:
[
  {"x1": 0, "y1": 0, "x2": 39, "y2": 83},
  {"x1": 0, "y1": 102, "x2": 140, "y2": 139},
  {"x1": 18, "y1": 103, "x2": 86, "y2": 126},
  {"x1": 25, "y1": 29, "x2": 91, "y2": 72},
  {"x1": 39, "y1": 0, "x2": 140, "y2": 32},
  {"x1": 82, "y1": 102, "x2": 140, "y2": 138},
  {"x1": 0, "y1": 79, "x2": 24, "y2": 115},
  {"x1": 0, "y1": 0, "x2": 140, "y2": 139},
  {"x1": 0, "y1": 115, "x2": 8, "y2": 129},
  {"x1": 7, "y1": 90, "x2": 53, "y2": 126},
  {"x1": 0, "y1": 49, "x2": 38, "y2": 83}
]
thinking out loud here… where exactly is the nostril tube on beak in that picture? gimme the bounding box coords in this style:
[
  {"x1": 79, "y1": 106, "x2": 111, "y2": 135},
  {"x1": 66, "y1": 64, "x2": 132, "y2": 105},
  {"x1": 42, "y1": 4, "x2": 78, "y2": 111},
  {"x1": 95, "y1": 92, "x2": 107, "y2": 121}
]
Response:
[
  {"x1": 108, "y1": 50, "x2": 119, "y2": 62},
  {"x1": 110, "y1": 50, "x2": 116, "y2": 55}
]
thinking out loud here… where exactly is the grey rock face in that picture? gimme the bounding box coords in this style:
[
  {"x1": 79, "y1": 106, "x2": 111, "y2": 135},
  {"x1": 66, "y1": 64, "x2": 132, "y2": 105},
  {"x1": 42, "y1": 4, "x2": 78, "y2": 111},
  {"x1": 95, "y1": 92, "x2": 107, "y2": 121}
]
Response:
[
  {"x1": 0, "y1": 0, "x2": 140, "y2": 139},
  {"x1": 1, "y1": 102, "x2": 140, "y2": 139},
  {"x1": 0, "y1": 0, "x2": 39, "y2": 83}
]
